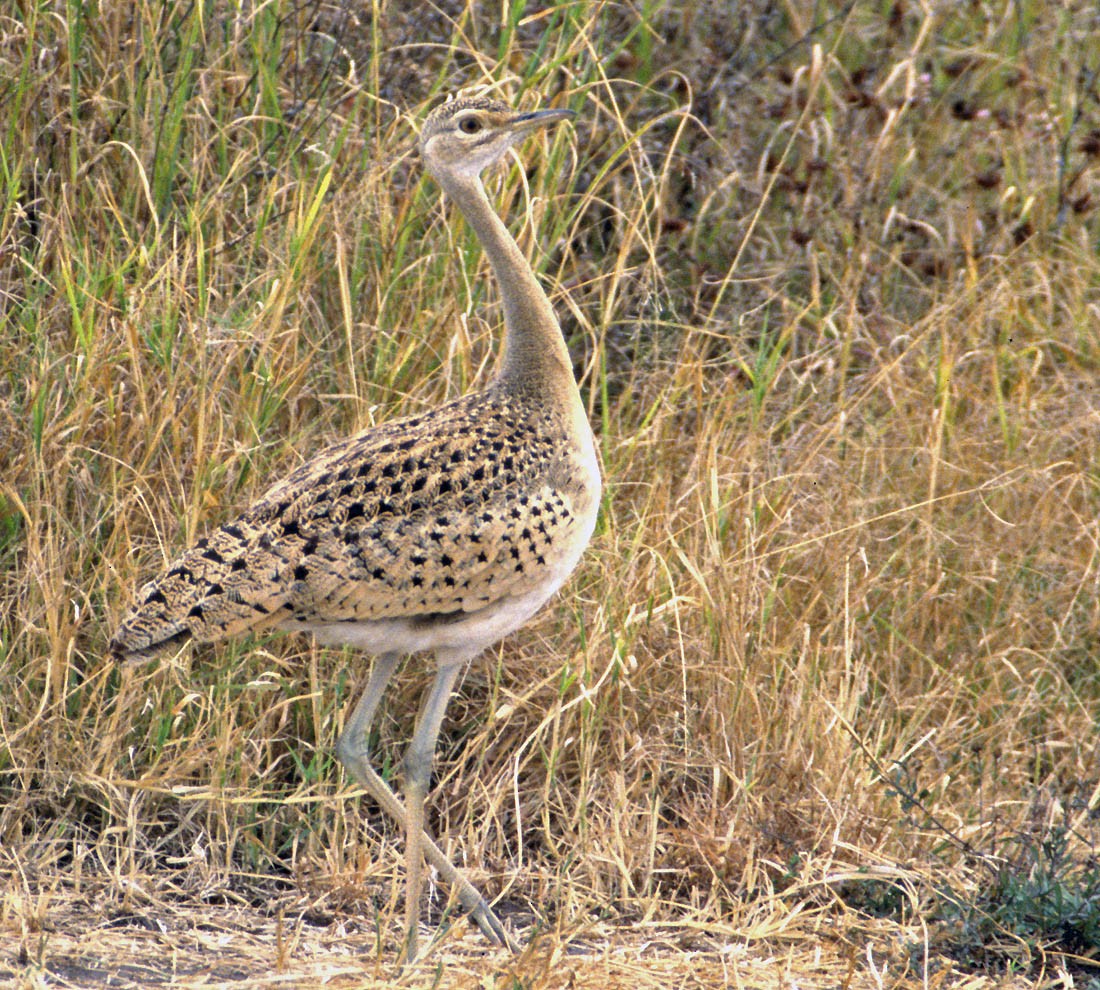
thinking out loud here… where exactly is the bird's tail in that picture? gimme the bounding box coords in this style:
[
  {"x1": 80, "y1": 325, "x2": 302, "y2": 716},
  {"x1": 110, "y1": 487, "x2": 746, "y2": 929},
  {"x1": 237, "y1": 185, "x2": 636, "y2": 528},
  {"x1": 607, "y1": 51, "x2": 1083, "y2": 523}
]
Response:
[{"x1": 110, "y1": 519, "x2": 293, "y2": 662}]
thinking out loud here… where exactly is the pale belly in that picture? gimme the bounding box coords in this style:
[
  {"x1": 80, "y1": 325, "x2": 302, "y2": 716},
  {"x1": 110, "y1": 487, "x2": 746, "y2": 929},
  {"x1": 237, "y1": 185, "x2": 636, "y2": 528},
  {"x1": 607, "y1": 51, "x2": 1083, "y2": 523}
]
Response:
[{"x1": 288, "y1": 572, "x2": 567, "y2": 666}]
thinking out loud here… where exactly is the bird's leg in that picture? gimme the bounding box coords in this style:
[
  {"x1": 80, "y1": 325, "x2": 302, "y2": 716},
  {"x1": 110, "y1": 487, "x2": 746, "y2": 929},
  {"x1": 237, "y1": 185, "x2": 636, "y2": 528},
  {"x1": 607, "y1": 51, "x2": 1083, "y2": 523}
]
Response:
[
  {"x1": 335, "y1": 653, "x2": 518, "y2": 955},
  {"x1": 335, "y1": 652, "x2": 401, "y2": 774},
  {"x1": 400, "y1": 661, "x2": 462, "y2": 962}
]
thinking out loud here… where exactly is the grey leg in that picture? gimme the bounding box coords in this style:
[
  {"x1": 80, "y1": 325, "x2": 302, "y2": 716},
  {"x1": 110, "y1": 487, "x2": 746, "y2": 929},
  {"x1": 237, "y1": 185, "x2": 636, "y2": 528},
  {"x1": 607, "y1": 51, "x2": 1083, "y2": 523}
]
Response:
[
  {"x1": 401, "y1": 660, "x2": 462, "y2": 961},
  {"x1": 335, "y1": 652, "x2": 401, "y2": 775},
  {"x1": 334, "y1": 652, "x2": 517, "y2": 955}
]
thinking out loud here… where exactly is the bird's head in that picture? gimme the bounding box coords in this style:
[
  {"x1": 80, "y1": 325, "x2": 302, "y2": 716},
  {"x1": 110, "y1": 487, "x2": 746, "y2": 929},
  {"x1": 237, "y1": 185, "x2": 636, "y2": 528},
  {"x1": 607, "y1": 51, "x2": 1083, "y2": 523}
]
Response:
[{"x1": 418, "y1": 96, "x2": 574, "y2": 183}]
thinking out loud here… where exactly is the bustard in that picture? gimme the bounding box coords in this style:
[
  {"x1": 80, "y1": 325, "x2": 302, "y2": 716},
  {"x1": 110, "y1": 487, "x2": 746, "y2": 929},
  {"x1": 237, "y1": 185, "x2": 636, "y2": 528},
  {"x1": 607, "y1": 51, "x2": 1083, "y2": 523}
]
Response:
[{"x1": 110, "y1": 97, "x2": 600, "y2": 958}]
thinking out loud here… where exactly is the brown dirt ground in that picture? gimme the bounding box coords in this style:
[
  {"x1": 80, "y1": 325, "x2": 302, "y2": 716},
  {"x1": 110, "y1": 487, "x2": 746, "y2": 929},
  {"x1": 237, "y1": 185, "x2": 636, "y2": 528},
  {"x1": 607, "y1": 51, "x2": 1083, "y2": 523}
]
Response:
[{"x1": 2, "y1": 881, "x2": 1033, "y2": 990}]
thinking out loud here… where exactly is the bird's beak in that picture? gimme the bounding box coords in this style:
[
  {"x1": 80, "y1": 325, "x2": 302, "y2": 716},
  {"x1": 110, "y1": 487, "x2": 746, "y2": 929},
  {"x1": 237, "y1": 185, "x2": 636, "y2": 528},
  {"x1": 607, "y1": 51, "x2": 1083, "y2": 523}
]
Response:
[{"x1": 510, "y1": 108, "x2": 576, "y2": 132}]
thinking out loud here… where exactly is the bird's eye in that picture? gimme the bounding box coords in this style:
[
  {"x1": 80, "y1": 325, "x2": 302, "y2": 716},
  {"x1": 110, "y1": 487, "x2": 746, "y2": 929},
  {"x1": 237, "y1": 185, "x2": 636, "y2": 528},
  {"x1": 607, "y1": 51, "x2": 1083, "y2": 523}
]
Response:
[{"x1": 458, "y1": 116, "x2": 482, "y2": 134}]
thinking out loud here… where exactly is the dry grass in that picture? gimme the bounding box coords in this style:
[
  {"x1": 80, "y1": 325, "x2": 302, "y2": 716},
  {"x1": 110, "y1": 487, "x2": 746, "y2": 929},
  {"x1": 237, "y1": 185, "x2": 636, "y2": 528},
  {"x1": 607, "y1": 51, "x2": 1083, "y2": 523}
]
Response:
[{"x1": 3, "y1": 1, "x2": 1100, "y2": 987}]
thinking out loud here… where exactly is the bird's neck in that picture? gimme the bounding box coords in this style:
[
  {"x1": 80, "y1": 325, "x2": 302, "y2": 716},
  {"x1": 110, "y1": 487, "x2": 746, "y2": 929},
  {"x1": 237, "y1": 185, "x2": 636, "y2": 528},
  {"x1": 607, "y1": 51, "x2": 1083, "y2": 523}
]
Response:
[{"x1": 440, "y1": 173, "x2": 576, "y2": 393}]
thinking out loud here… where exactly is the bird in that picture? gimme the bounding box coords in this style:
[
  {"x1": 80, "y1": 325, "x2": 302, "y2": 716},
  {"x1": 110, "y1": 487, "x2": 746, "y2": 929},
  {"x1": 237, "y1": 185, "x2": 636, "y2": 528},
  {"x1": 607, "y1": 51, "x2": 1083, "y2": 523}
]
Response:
[{"x1": 109, "y1": 95, "x2": 601, "y2": 960}]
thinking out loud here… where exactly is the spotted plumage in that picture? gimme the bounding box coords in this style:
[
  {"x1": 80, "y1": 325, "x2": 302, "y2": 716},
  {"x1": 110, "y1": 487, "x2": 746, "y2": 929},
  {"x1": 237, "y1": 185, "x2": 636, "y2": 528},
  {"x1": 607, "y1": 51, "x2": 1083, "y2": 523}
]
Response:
[{"x1": 114, "y1": 381, "x2": 596, "y2": 658}]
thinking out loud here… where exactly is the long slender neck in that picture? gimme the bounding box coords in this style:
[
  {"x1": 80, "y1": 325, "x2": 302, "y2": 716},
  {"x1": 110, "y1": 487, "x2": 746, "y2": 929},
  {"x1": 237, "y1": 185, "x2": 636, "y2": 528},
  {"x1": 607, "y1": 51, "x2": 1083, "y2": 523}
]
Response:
[{"x1": 439, "y1": 172, "x2": 575, "y2": 391}]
